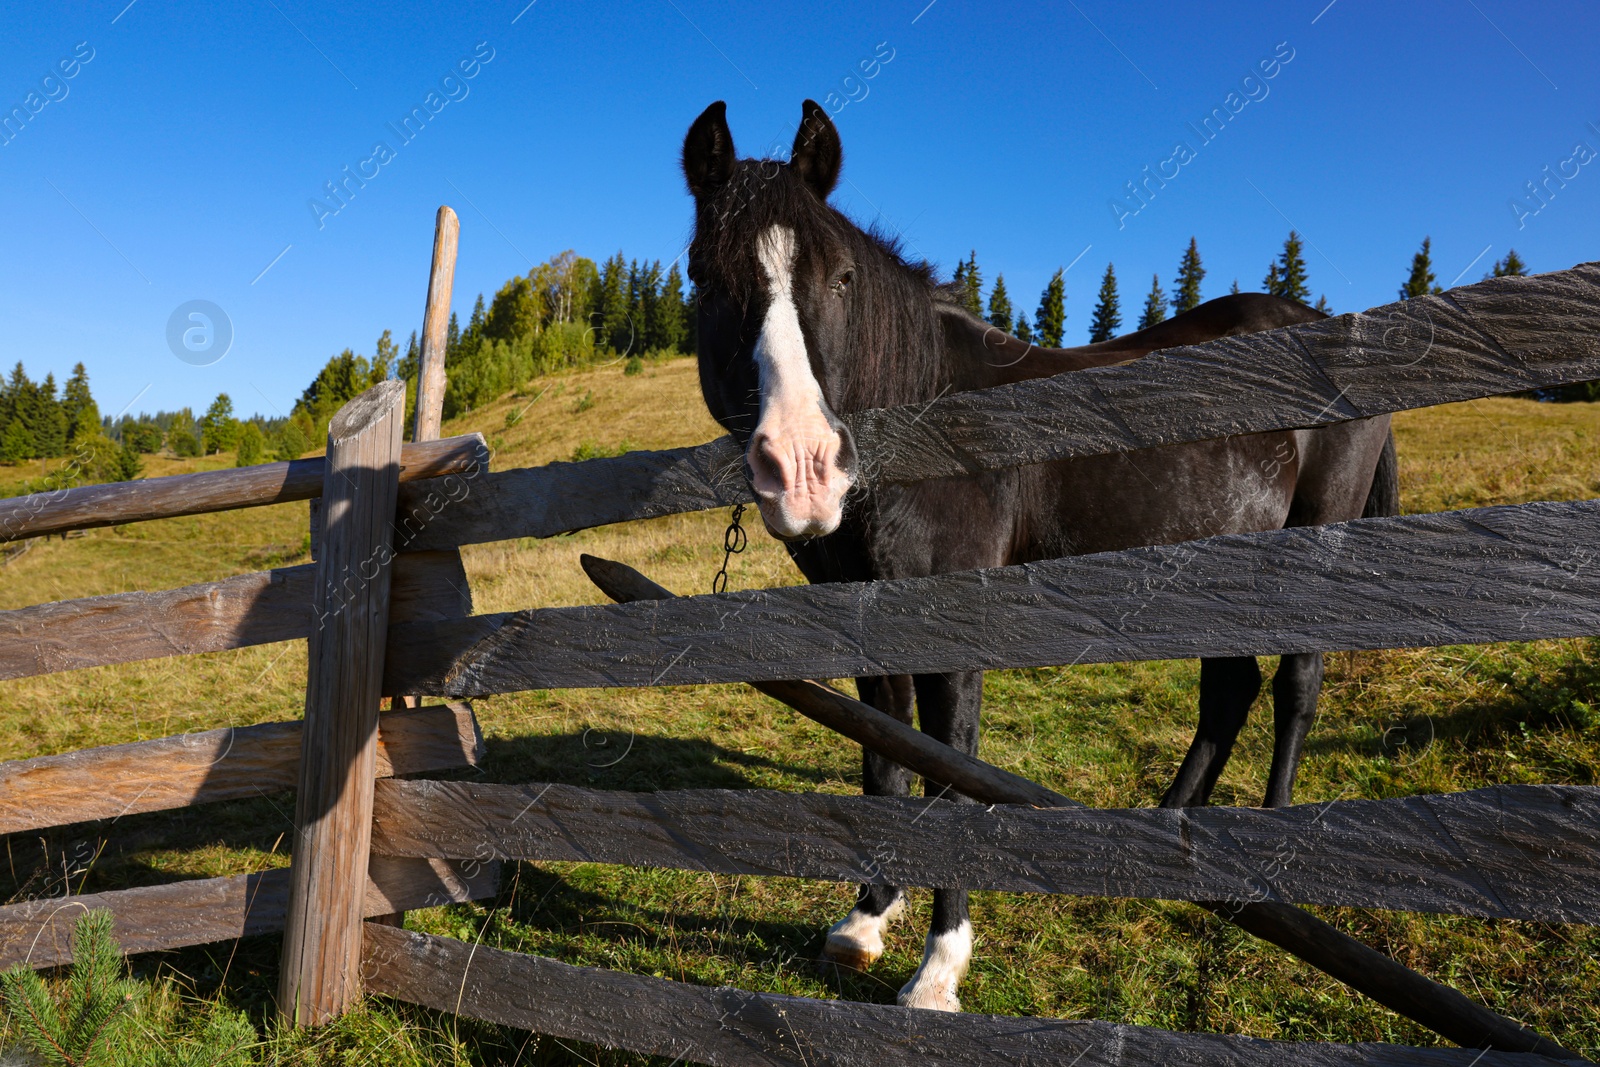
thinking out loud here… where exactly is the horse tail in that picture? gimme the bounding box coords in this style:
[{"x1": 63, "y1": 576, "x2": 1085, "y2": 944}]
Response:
[{"x1": 1362, "y1": 428, "x2": 1400, "y2": 519}]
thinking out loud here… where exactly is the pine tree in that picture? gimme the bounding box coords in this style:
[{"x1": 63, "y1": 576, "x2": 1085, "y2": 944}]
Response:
[
  {"x1": 639, "y1": 259, "x2": 665, "y2": 351},
  {"x1": 115, "y1": 440, "x2": 143, "y2": 481},
  {"x1": 1314, "y1": 295, "x2": 1332, "y2": 314},
  {"x1": 200, "y1": 393, "x2": 239, "y2": 455},
  {"x1": 33, "y1": 373, "x2": 66, "y2": 458},
  {"x1": 1034, "y1": 269, "x2": 1065, "y2": 347},
  {"x1": 1264, "y1": 232, "x2": 1311, "y2": 304},
  {"x1": 1171, "y1": 237, "x2": 1205, "y2": 313},
  {"x1": 1088, "y1": 263, "x2": 1121, "y2": 343},
  {"x1": 626, "y1": 259, "x2": 644, "y2": 347},
  {"x1": 597, "y1": 252, "x2": 632, "y2": 353},
  {"x1": 2, "y1": 363, "x2": 41, "y2": 462},
  {"x1": 398, "y1": 330, "x2": 420, "y2": 381},
  {"x1": 987, "y1": 274, "x2": 1013, "y2": 330},
  {"x1": 1399, "y1": 237, "x2": 1441, "y2": 300},
  {"x1": 1139, "y1": 273, "x2": 1167, "y2": 329},
  {"x1": 0, "y1": 910, "x2": 139, "y2": 1067},
  {"x1": 62, "y1": 363, "x2": 98, "y2": 443},
  {"x1": 660, "y1": 262, "x2": 690, "y2": 353},
  {"x1": 1013, "y1": 311, "x2": 1033, "y2": 345},
  {"x1": 1491, "y1": 249, "x2": 1528, "y2": 277},
  {"x1": 952, "y1": 256, "x2": 968, "y2": 295},
  {"x1": 0, "y1": 418, "x2": 33, "y2": 464},
  {"x1": 445, "y1": 311, "x2": 461, "y2": 359},
  {"x1": 1229, "y1": 279, "x2": 1241, "y2": 295},
  {"x1": 962, "y1": 251, "x2": 983, "y2": 317}
]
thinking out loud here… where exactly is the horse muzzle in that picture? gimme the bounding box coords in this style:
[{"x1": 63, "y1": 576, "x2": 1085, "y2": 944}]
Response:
[{"x1": 744, "y1": 417, "x2": 856, "y2": 541}]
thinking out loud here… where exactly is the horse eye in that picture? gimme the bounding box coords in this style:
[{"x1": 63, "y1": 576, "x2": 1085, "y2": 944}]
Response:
[{"x1": 830, "y1": 270, "x2": 853, "y2": 295}]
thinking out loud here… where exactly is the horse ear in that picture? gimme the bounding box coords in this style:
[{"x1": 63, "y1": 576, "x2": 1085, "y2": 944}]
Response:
[
  {"x1": 791, "y1": 100, "x2": 842, "y2": 199},
  {"x1": 683, "y1": 101, "x2": 736, "y2": 200}
]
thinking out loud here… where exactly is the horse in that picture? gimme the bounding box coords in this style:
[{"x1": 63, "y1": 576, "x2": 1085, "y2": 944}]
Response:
[{"x1": 681, "y1": 99, "x2": 1397, "y2": 1013}]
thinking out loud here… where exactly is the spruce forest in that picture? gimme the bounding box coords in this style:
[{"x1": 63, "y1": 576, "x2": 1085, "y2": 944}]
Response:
[{"x1": 0, "y1": 237, "x2": 1563, "y2": 497}]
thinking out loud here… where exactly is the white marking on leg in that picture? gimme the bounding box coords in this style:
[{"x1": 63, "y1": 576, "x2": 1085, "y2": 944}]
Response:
[
  {"x1": 821, "y1": 893, "x2": 904, "y2": 971},
  {"x1": 897, "y1": 920, "x2": 972, "y2": 1013}
]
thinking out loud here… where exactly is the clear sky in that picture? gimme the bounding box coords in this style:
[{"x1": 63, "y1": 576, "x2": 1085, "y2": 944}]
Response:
[{"x1": 1, "y1": 1, "x2": 1596, "y2": 420}]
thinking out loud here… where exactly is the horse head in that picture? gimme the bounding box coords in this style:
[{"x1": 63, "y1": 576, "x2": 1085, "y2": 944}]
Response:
[{"x1": 682, "y1": 100, "x2": 861, "y2": 541}]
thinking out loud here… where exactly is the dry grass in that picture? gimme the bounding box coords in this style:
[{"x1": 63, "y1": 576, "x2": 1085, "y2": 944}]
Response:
[{"x1": 2, "y1": 362, "x2": 1599, "y2": 1064}]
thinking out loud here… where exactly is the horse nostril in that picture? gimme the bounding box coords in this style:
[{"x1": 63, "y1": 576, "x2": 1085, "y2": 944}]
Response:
[{"x1": 747, "y1": 436, "x2": 786, "y2": 495}]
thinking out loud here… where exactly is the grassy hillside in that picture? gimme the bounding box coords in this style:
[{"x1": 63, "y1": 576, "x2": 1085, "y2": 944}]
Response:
[{"x1": 1, "y1": 357, "x2": 1597, "y2": 1064}]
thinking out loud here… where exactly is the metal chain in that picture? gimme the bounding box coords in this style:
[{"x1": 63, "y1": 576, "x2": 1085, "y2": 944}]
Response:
[{"x1": 711, "y1": 503, "x2": 748, "y2": 594}]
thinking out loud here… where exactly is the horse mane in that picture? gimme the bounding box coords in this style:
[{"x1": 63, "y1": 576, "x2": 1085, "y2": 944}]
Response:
[{"x1": 690, "y1": 159, "x2": 949, "y2": 413}]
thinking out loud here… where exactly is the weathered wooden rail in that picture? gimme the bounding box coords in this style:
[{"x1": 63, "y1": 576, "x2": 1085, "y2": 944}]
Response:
[
  {"x1": 0, "y1": 249, "x2": 1595, "y2": 1062},
  {"x1": 0, "y1": 432, "x2": 486, "y2": 543},
  {"x1": 370, "y1": 779, "x2": 1600, "y2": 925},
  {"x1": 382, "y1": 497, "x2": 1600, "y2": 696},
  {"x1": 362, "y1": 923, "x2": 1579, "y2": 1067}
]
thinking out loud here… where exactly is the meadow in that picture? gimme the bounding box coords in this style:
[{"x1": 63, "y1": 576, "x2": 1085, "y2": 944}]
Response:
[{"x1": 1, "y1": 355, "x2": 1597, "y2": 1064}]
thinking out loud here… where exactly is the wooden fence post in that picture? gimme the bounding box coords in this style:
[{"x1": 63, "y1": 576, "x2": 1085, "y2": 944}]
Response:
[
  {"x1": 370, "y1": 204, "x2": 474, "y2": 931},
  {"x1": 413, "y1": 205, "x2": 459, "y2": 444},
  {"x1": 278, "y1": 380, "x2": 406, "y2": 1026}
]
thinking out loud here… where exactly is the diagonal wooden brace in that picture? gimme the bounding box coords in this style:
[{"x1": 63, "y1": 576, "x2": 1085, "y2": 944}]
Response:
[{"x1": 579, "y1": 553, "x2": 1580, "y2": 1062}]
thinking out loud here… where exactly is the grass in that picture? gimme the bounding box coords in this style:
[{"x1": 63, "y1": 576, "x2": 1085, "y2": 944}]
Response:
[{"x1": 1, "y1": 357, "x2": 1598, "y2": 1064}]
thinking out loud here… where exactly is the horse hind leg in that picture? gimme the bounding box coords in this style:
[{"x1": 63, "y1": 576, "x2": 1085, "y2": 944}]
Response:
[
  {"x1": 1263, "y1": 652, "x2": 1324, "y2": 808},
  {"x1": 822, "y1": 674, "x2": 915, "y2": 973},
  {"x1": 896, "y1": 670, "x2": 981, "y2": 1012},
  {"x1": 1161, "y1": 656, "x2": 1261, "y2": 808}
]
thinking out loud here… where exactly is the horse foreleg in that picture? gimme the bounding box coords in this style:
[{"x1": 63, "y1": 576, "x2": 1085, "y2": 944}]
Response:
[
  {"x1": 897, "y1": 670, "x2": 982, "y2": 1013},
  {"x1": 822, "y1": 673, "x2": 915, "y2": 973},
  {"x1": 1161, "y1": 656, "x2": 1261, "y2": 808},
  {"x1": 1264, "y1": 652, "x2": 1324, "y2": 807}
]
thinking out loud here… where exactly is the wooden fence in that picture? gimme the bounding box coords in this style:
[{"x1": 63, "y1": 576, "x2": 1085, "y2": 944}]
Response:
[{"x1": 0, "y1": 226, "x2": 1597, "y2": 1063}]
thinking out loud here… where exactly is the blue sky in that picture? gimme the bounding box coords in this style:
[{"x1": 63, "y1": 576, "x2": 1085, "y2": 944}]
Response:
[{"x1": 1, "y1": 1, "x2": 1596, "y2": 419}]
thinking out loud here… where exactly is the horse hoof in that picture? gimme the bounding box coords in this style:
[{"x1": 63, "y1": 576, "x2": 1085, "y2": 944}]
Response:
[
  {"x1": 819, "y1": 937, "x2": 879, "y2": 973},
  {"x1": 819, "y1": 898, "x2": 904, "y2": 972},
  {"x1": 897, "y1": 982, "x2": 962, "y2": 1013},
  {"x1": 896, "y1": 922, "x2": 971, "y2": 1013}
]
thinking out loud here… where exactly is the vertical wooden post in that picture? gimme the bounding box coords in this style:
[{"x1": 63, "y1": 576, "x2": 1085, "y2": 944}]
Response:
[
  {"x1": 370, "y1": 205, "x2": 470, "y2": 933},
  {"x1": 413, "y1": 205, "x2": 459, "y2": 444},
  {"x1": 278, "y1": 380, "x2": 406, "y2": 1026}
]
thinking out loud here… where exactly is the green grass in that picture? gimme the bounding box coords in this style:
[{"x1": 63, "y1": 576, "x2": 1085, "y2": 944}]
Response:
[{"x1": 2, "y1": 359, "x2": 1599, "y2": 1064}]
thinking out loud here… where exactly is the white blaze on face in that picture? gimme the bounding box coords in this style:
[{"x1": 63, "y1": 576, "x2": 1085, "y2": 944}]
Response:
[{"x1": 747, "y1": 224, "x2": 851, "y2": 539}]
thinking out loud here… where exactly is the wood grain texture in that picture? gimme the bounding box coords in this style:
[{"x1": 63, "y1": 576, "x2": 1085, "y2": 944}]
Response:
[
  {"x1": 519, "y1": 553, "x2": 1582, "y2": 1056},
  {"x1": 0, "y1": 549, "x2": 471, "y2": 683},
  {"x1": 580, "y1": 553, "x2": 1078, "y2": 808},
  {"x1": 0, "y1": 433, "x2": 487, "y2": 544},
  {"x1": 393, "y1": 438, "x2": 747, "y2": 552},
  {"x1": 370, "y1": 780, "x2": 1600, "y2": 924},
  {"x1": 0, "y1": 704, "x2": 483, "y2": 835},
  {"x1": 362, "y1": 925, "x2": 1585, "y2": 1067},
  {"x1": 848, "y1": 264, "x2": 1600, "y2": 485},
  {"x1": 0, "y1": 857, "x2": 495, "y2": 971},
  {"x1": 389, "y1": 263, "x2": 1600, "y2": 551},
  {"x1": 413, "y1": 205, "x2": 459, "y2": 443},
  {"x1": 279, "y1": 381, "x2": 406, "y2": 1025},
  {"x1": 470, "y1": 566, "x2": 1580, "y2": 1058},
  {"x1": 386, "y1": 499, "x2": 1600, "y2": 696}
]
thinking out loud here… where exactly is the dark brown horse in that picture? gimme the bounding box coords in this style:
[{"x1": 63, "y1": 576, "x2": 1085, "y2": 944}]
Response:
[{"x1": 683, "y1": 100, "x2": 1396, "y2": 1012}]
